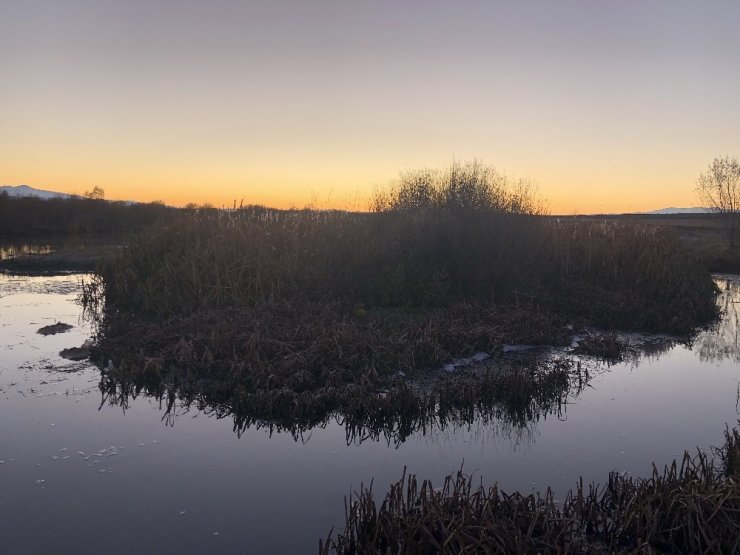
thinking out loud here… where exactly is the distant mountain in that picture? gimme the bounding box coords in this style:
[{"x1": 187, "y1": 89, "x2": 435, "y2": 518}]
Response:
[
  {"x1": 644, "y1": 207, "x2": 710, "y2": 215},
  {"x1": 0, "y1": 184, "x2": 75, "y2": 200},
  {"x1": 0, "y1": 184, "x2": 144, "y2": 205}
]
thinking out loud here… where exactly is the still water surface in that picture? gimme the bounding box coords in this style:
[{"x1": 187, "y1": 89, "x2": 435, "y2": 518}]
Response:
[{"x1": 0, "y1": 274, "x2": 738, "y2": 554}]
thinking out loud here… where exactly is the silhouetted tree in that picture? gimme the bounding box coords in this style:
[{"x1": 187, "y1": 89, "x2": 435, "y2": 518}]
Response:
[
  {"x1": 696, "y1": 156, "x2": 740, "y2": 249},
  {"x1": 84, "y1": 186, "x2": 106, "y2": 200}
]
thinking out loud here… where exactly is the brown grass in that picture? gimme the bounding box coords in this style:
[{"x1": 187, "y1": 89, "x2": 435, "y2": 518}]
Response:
[
  {"x1": 572, "y1": 333, "x2": 628, "y2": 362},
  {"x1": 93, "y1": 302, "x2": 579, "y2": 439},
  {"x1": 84, "y1": 163, "x2": 719, "y2": 427},
  {"x1": 322, "y1": 425, "x2": 740, "y2": 554},
  {"x1": 91, "y1": 209, "x2": 717, "y2": 334},
  {"x1": 545, "y1": 221, "x2": 718, "y2": 332},
  {"x1": 562, "y1": 212, "x2": 740, "y2": 273}
]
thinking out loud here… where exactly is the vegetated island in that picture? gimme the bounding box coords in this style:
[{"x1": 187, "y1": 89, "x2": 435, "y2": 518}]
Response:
[{"x1": 77, "y1": 161, "x2": 719, "y2": 426}]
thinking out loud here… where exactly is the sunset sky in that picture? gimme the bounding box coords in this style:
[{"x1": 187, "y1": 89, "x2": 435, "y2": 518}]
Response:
[{"x1": 2, "y1": 1, "x2": 739, "y2": 214}]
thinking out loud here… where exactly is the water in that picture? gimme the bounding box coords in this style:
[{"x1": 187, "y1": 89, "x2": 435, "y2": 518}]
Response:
[
  {"x1": 1, "y1": 274, "x2": 738, "y2": 554},
  {"x1": 0, "y1": 243, "x2": 53, "y2": 260}
]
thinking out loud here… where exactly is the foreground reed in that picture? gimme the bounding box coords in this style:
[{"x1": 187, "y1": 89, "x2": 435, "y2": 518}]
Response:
[{"x1": 322, "y1": 425, "x2": 740, "y2": 554}]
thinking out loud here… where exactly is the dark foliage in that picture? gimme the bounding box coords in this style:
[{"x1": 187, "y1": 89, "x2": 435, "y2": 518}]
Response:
[
  {"x1": 322, "y1": 425, "x2": 740, "y2": 554},
  {"x1": 0, "y1": 192, "x2": 173, "y2": 237}
]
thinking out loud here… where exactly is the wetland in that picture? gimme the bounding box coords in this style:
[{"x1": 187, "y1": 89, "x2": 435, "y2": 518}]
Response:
[
  {"x1": 2, "y1": 166, "x2": 739, "y2": 552},
  {"x1": 0, "y1": 272, "x2": 738, "y2": 553}
]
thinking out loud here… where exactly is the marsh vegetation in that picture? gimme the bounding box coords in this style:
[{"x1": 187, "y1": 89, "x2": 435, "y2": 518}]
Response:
[
  {"x1": 0, "y1": 190, "x2": 173, "y2": 237},
  {"x1": 1, "y1": 239, "x2": 739, "y2": 553},
  {"x1": 92, "y1": 163, "x2": 716, "y2": 333},
  {"x1": 84, "y1": 162, "x2": 718, "y2": 426},
  {"x1": 4, "y1": 163, "x2": 734, "y2": 553},
  {"x1": 322, "y1": 425, "x2": 740, "y2": 554}
]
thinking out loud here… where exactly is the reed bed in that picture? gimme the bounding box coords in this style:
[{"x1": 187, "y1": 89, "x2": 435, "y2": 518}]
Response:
[
  {"x1": 91, "y1": 300, "x2": 571, "y2": 393},
  {"x1": 546, "y1": 221, "x2": 719, "y2": 332},
  {"x1": 322, "y1": 425, "x2": 740, "y2": 554},
  {"x1": 94, "y1": 206, "x2": 550, "y2": 316},
  {"x1": 92, "y1": 164, "x2": 717, "y2": 332},
  {"x1": 85, "y1": 162, "x2": 718, "y2": 425}
]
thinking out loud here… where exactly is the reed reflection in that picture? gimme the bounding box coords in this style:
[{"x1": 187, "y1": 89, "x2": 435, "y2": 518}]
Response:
[
  {"x1": 694, "y1": 277, "x2": 740, "y2": 363},
  {"x1": 0, "y1": 243, "x2": 52, "y2": 260},
  {"x1": 98, "y1": 359, "x2": 591, "y2": 447},
  {"x1": 94, "y1": 277, "x2": 740, "y2": 446}
]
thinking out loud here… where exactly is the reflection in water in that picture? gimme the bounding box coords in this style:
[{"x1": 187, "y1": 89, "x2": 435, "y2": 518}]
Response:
[
  {"x1": 2, "y1": 273, "x2": 740, "y2": 554},
  {"x1": 695, "y1": 276, "x2": 740, "y2": 363},
  {"x1": 0, "y1": 243, "x2": 52, "y2": 260},
  {"x1": 98, "y1": 359, "x2": 593, "y2": 447},
  {"x1": 627, "y1": 337, "x2": 679, "y2": 362},
  {"x1": 94, "y1": 277, "x2": 740, "y2": 449}
]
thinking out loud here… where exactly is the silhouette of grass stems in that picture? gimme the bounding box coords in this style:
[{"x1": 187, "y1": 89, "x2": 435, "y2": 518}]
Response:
[{"x1": 321, "y1": 425, "x2": 740, "y2": 554}]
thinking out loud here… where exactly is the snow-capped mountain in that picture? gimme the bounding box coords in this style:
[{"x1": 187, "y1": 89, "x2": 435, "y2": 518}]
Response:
[
  {"x1": 644, "y1": 207, "x2": 710, "y2": 215},
  {"x1": 0, "y1": 185, "x2": 74, "y2": 200}
]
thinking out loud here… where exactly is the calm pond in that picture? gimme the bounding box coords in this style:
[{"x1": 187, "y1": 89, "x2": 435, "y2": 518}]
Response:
[{"x1": 1, "y1": 273, "x2": 738, "y2": 554}]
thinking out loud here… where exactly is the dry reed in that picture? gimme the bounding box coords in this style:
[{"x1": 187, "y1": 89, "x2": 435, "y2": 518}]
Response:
[
  {"x1": 322, "y1": 425, "x2": 740, "y2": 554},
  {"x1": 84, "y1": 162, "x2": 719, "y2": 427}
]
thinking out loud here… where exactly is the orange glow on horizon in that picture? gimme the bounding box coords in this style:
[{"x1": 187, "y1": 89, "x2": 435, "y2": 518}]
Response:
[
  {"x1": 0, "y1": 165, "x2": 703, "y2": 215},
  {"x1": 3, "y1": 2, "x2": 737, "y2": 216}
]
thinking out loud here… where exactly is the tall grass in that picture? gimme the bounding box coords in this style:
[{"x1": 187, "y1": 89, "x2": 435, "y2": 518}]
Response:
[
  {"x1": 98, "y1": 163, "x2": 551, "y2": 315},
  {"x1": 546, "y1": 221, "x2": 719, "y2": 331},
  {"x1": 85, "y1": 162, "x2": 719, "y2": 420},
  {"x1": 322, "y1": 424, "x2": 740, "y2": 554},
  {"x1": 94, "y1": 161, "x2": 716, "y2": 333}
]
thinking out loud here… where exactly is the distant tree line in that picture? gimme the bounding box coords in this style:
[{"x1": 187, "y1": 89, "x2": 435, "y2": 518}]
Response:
[{"x1": 0, "y1": 192, "x2": 174, "y2": 237}]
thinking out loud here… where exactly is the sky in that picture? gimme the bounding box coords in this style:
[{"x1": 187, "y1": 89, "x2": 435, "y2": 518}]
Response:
[{"x1": 2, "y1": 1, "x2": 739, "y2": 214}]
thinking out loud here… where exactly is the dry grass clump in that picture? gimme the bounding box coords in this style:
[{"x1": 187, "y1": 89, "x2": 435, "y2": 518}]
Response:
[
  {"x1": 322, "y1": 425, "x2": 740, "y2": 554},
  {"x1": 572, "y1": 333, "x2": 628, "y2": 362},
  {"x1": 93, "y1": 301, "x2": 570, "y2": 392}
]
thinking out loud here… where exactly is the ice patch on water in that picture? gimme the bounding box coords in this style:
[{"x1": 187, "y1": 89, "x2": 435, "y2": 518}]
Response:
[
  {"x1": 443, "y1": 352, "x2": 490, "y2": 373},
  {"x1": 502, "y1": 344, "x2": 539, "y2": 353}
]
